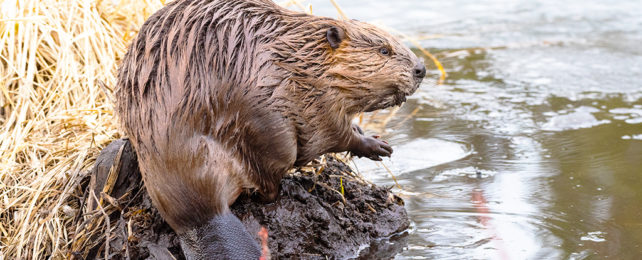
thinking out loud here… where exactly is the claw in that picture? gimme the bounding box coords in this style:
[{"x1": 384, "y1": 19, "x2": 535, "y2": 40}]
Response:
[{"x1": 351, "y1": 135, "x2": 394, "y2": 162}]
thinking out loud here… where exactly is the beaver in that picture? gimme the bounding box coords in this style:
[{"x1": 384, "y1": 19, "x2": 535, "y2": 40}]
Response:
[{"x1": 114, "y1": 0, "x2": 425, "y2": 258}]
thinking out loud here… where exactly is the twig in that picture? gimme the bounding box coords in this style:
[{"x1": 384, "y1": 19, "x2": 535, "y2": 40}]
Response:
[
  {"x1": 90, "y1": 191, "x2": 110, "y2": 259},
  {"x1": 329, "y1": 0, "x2": 348, "y2": 20},
  {"x1": 316, "y1": 182, "x2": 346, "y2": 205},
  {"x1": 406, "y1": 37, "x2": 447, "y2": 84},
  {"x1": 377, "y1": 162, "x2": 402, "y2": 189},
  {"x1": 391, "y1": 106, "x2": 422, "y2": 130}
]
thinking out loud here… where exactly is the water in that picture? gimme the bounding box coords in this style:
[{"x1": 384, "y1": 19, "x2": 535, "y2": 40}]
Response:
[{"x1": 308, "y1": 0, "x2": 642, "y2": 258}]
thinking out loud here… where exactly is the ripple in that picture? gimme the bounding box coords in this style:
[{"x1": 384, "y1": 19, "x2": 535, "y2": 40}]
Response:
[
  {"x1": 432, "y1": 167, "x2": 497, "y2": 182},
  {"x1": 580, "y1": 231, "x2": 607, "y2": 242}
]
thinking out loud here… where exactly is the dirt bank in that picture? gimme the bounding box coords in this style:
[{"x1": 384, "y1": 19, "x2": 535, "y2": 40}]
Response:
[{"x1": 75, "y1": 139, "x2": 409, "y2": 259}]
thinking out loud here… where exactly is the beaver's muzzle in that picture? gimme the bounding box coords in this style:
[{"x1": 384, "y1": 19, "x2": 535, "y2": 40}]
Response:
[{"x1": 413, "y1": 60, "x2": 427, "y2": 82}]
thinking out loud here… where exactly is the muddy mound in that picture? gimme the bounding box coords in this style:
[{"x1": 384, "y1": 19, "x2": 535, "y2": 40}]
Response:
[{"x1": 75, "y1": 139, "x2": 409, "y2": 259}]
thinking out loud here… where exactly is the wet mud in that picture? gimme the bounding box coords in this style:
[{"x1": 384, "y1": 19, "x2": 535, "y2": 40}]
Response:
[{"x1": 77, "y1": 139, "x2": 409, "y2": 259}]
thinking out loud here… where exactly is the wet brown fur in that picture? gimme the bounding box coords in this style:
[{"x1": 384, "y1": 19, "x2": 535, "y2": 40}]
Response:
[{"x1": 115, "y1": 0, "x2": 421, "y2": 234}]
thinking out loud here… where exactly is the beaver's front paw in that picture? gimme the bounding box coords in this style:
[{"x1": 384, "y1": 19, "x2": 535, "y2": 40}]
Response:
[{"x1": 351, "y1": 135, "x2": 393, "y2": 161}]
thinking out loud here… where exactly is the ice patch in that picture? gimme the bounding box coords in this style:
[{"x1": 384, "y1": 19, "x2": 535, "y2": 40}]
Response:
[
  {"x1": 609, "y1": 108, "x2": 642, "y2": 115},
  {"x1": 542, "y1": 107, "x2": 610, "y2": 131},
  {"x1": 609, "y1": 107, "x2": 642, "y2": 124},
  {"x1": 353, "y1": 138, "x2": 472, "y2": 176},
  {"x1": 622, "y1": 134, "x2": 642, "y2": 140},
  {"x1": 625, "y1": 117, "x2": 642, "y2": 124}
]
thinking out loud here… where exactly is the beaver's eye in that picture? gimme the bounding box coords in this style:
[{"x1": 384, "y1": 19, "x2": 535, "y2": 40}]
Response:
[{"x1": 379, "y1": 47, "x2": 391, "y2": 56}]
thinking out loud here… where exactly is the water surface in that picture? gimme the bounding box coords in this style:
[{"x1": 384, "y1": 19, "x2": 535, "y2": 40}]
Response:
[{"x1": 310, "y1": 0, "x2": 642, "y2": 258}]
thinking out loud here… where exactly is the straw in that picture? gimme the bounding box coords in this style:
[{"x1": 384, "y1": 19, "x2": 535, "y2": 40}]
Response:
[{"x1": 0, "y1": 0, "x2": 164, "y2": 258}]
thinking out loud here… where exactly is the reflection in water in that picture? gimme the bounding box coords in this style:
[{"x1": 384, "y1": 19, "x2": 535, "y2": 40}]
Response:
[{"x1": 309, "y1": 0, "x2": 642, "y2": 259}]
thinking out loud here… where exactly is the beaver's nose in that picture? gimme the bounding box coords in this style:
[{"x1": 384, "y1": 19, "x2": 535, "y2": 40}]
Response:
[{"x1": 413, "y1": 61, "x2": 426, "y2": 80}]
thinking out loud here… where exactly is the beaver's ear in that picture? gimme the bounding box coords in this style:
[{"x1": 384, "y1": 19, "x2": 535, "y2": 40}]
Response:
[{"x1": 326, "y1": 26, "x2": 345, "y2": 49}]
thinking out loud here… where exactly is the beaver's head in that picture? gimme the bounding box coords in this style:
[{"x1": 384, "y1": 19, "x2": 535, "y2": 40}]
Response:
[
  {"x1": 320, "y1": 20, "x2": 425, "y2": 112},
  {"x1": 272, "y1": 16, "x2": 425, "y2": 113}
]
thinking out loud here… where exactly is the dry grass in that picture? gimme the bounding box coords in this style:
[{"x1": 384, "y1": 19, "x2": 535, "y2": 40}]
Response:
[
  {"x1": 0, "y1": 0, "x2": 444, "y2": 258},
  {"x1": 0, "y1": 0, "x2": 164, "y2": 258}
]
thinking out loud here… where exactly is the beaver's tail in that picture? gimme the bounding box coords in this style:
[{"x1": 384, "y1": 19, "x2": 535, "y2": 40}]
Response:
[
  {"x1": 179, "y1": 213, "x2": 261, "y2": 259},
  {"x1": 139, "y1": 135, "x2": 261, "y2": 259}
]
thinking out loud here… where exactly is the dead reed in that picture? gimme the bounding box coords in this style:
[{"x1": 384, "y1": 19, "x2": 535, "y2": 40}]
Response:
[{"x1": 0, "y1": 0, "x2": 164, "y2": 258}]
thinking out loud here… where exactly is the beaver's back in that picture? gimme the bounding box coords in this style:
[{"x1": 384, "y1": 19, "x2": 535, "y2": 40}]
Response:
[
  {"x1": 115, "y1": 0, "x2": 298, "y2": 231},
  {"x1": 117, "y1": 0, "x2": 286, "y2": 141}
]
